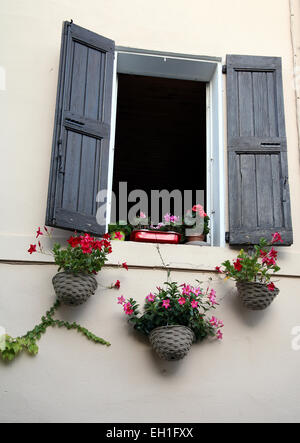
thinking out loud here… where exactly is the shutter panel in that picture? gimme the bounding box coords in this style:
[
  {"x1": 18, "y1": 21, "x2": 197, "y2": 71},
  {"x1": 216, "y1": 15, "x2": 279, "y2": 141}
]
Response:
[
  {"x1": 226, "y1": 55, "x2": 293, "y2": 245},
  {"x1": 46, "y1": 21, "x2": 114, "y2": 235}
]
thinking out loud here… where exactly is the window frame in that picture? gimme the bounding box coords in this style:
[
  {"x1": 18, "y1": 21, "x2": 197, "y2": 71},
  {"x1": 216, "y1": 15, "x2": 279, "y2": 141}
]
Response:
[{"x1": 105, "y1": 47, "x2": 225, "y2": 246}]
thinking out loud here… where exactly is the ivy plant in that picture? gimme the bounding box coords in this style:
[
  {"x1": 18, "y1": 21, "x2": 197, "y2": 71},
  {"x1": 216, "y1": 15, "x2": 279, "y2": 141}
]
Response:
[{"x1": 0, "y1": 301, "x2": 110, "y2": 362}]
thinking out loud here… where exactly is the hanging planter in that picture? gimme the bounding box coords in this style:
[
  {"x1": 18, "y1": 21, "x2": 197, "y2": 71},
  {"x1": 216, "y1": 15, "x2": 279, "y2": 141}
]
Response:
[
  {"x1": 118, "y1": 281, "x2": 224, "y2": 362},
  {"x1": 149, "y1": 325, "x2": 194, "y2": 361},
  {"x1": 217, "y1": 232, "x2": 283, "y2": 311},
  {"x1": 52, "y1": 272, "x2": 98, "y2": 306},
  {"x1": 236, "y1": 281, "x2": 279, "y2": 310},
  {"x1": 28, "y1": 228, "x2": 113, "y2": 306}
]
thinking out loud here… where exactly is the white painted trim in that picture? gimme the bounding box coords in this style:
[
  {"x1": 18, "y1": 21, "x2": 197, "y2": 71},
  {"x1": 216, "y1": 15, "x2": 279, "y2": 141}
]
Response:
[
  {"x1": 206, "y1": 82, "x2": 212, "y2": 246},
  {"x1": 106, "y1": 52, "x2": 118, "y2": 230},
  {"x1": 109, "y1": 50, "x2": 225, "y2": 246},
  {"x1": 216, "y1": 63, "x2": 226, "y2": 247}
]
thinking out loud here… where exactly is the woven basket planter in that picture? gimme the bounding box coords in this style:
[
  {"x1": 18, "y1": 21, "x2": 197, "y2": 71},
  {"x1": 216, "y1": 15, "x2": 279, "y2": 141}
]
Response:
[
  {"x1": 236, "y1": 281, "x2": 279, "y2": 311},
  {"x1": 149, "y1": 325, "x2": 195, "y2": 361},
  {"x1": 52, "y1": 272, "x2": 98, "y2": 306}
]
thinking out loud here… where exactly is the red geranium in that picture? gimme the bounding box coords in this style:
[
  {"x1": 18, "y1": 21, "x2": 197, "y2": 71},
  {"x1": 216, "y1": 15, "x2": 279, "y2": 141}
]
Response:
[
  {"x1": 28, "y1": 244, "x2": 37, "y2": 254},
  {"x1": 233, "y1": 258, "x2": 243, "y2": 271}
]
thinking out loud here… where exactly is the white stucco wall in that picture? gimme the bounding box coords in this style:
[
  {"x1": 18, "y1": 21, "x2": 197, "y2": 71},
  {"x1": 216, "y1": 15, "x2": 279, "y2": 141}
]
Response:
[
  {"x1": 1, "y1": 260, "x2": 300, "y2": 423},
  {"x1": 1, "y1": 0, "x2": 300, "y2": 423}
]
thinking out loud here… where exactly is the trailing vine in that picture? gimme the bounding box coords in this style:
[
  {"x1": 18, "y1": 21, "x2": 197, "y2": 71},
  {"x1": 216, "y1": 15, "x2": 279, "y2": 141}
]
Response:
[{"x1": 0, "y1": 300, "x2": 110, "y2": 361}]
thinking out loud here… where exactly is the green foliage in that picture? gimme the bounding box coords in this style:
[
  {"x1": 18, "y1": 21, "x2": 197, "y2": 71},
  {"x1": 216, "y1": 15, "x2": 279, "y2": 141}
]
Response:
[
  {"x1": 122, "y1": 281, "x2": 223, "y2": 342},
  {"x1": 108, "y1": 221, "x2": 133, "y2": 238},
  {"x1": 0, "y1": 301, "x2": 110, "y2": 362},
  {"x1": 52, "y1": 234, "x2": 111, "y2": 274},
  {"x1": 221, "y1": 237, "x2": 280, "y2": 283}
]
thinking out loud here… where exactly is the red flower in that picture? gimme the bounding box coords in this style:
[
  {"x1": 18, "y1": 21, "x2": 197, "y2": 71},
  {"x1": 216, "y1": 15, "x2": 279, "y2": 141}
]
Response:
[
  {"x1": 262, "y1": 256, "x2": 276, "y2": 266},
  {"x1": 272, "y1": 232, "x2": 283, "y2": 244},
  {"x1": 92, "y1": 240, "x2": 104, "y2": 250},
  {"x1": 269, "y1": 247, "x2": 278, "y2": 260},
  {"x1": 36, "y1": 227, "x2": 43, "y2": 238},
  {"x1": 259, "y1": 249, "x2": 267, "y2": 258},
  {"x1": 114, "y1": 280, "x2": 121, "y2": 289},
  {"x1": 81, "y1": 244, "x2": 92, "y2": 254},
  {"x1": 67, "y1": 236, "x2": 81, "y2": 248},
  {"x1": 122, "y1": 262, "x2": 129, "y2": 271},
  {"x1": 215, "y1": 266, "x2": 222, "y2": 273},
  {"x1": 267, "y1": 282, "x2": 276, "y2": 292},
  {"x1": 103, "y1": 233, "x2": 111, "y2": 240},
  {"x1": 234, "y1": 259, "x2": 243, "y2": 271},
  {"x1": 28, "y1": 244, "x2": 37, "y2": 254}
]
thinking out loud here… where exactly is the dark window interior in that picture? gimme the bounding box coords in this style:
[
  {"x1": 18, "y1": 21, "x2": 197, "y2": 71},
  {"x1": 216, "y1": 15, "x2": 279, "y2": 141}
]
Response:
[{"x1": 112, "y1": 73, "x2": 207, "y2": 221}]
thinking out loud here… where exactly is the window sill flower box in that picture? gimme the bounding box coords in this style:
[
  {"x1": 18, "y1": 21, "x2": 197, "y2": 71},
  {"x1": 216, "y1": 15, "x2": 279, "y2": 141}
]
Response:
[{"x1": 130, "y1": 229, "x2": 181, "y2": 244}]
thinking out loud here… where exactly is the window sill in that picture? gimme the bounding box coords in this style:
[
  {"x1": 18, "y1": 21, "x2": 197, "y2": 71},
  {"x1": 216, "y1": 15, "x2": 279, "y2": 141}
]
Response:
[{"x1": 1, "y1": 234, "x2": 300, "y2": 278}]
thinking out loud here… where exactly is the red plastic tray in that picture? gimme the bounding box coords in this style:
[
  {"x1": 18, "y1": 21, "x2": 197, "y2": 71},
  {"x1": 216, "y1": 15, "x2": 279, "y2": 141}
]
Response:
[{"x1": 130, "y1": 229, "x2": 181, "y2": 244}]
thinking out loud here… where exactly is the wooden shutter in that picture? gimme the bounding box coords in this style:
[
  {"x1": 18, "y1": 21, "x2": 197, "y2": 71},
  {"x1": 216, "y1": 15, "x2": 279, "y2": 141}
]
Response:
[
  {"x1": 46, "y1": 21, "x2": 114, "y2": 235},
  {"x1": 226, "y1": 55, "x2": 293, "y2": 245}
]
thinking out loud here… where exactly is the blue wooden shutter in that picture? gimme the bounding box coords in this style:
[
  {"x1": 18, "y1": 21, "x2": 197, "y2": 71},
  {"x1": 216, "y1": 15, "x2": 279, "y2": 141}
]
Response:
[
  {"x1": 46, "y1": 21, "x2": 114, "y2": 235},
  {"x1": 226, "y1": 55, "x2": 293, "y2": 245}
]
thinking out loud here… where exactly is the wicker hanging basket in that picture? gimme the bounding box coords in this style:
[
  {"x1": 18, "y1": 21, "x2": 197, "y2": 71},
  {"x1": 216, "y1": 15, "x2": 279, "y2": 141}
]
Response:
[
  {"x1": 52, "y1": 272, "x2": 98, "y2": 306},
  {"x1": 236, "y1": 281, "x2": 279, "y2": 311},
  {"x1": 149, "y1": 325, "x2": 195, "y2": 361}
]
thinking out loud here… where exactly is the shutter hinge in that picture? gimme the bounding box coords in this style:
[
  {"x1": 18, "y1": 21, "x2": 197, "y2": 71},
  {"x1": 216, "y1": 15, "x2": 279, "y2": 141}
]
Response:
[
  {"x1": 57, "y1": 139, "x2": 65, "y2": 174},
  {"x1": 225, "y1": 231, "x2": 230, "y2": 243},
  {"x1": 222, "y1": 65, "x2": 227, "y2": 74}
]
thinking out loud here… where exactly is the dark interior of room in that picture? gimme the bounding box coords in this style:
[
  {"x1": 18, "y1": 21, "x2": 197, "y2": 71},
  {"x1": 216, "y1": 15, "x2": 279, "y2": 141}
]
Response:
[{"x1": 112, "y1": 73, "x2": 207, "y2": 222}]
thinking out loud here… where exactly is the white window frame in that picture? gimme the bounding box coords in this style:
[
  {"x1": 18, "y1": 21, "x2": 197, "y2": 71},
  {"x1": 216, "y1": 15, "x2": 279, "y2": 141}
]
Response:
[{"x1": 106, "y1": 48, "x2": 225, "y2": 247}]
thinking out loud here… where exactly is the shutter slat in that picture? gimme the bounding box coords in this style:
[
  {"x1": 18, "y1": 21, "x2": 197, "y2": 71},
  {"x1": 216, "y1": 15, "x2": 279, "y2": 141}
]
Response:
[
  {"x1": 226, "y1": 54, "x2": 293, "y2": 245},
  {"x1": 46, "y1": 22, "x2": 114, "y2": 235}
]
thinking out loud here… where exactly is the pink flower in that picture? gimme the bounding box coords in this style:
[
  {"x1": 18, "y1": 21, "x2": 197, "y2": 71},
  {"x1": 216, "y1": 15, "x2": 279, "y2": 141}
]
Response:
[
  {"x1": 181, "y1": 284, "x2": 192, "y2": 296},
  {"x1": 163, "y1": 213, "x2": 179, "y2": 224},
  {"x1": 113, "y1": 231, "x2": 124, "y2": 240},
  {"x1": 210, "y1": 317, "x2": 224, "y2": 331},
  {"x1": 191, "y1": 299, "x2": 198, "y2": 308},
  {"x1": 36, "y1": 227, "x2": 43, "y2": 238},
  {"x1": 208, "y1": 289, "x2": 217, "y2": 305},
  {"x1": 140, "y1": 212, "x2": 146, "y2": 218},
  {"x1": 216, "y1": 330, "x2": 223, "y2": 340},
  {"x1": 146, "y1": 292, "x2": 156, "y2": 302},
  {"x1": 267, "y1": 282, "x2": 276, "y2": 292},
  {"x1": 28, "y1": 244, "x2": 37, "y2": 254},
  {"x1": 162, "y1": 299, "x2": 170, "y2": 309},
  {"x1": 117, "y1": 295, "x2": 125, "y2": 304},
  {"x1": 192, "y1": 204, "x2": 207, "y2": 217},
  {"x1": 272, "y1": 232, "x2": 283, "y2": 243},
  {"x1": 178, "y1": 297, "x2": 186, "y2": 305},
  {"x1": 123, "y1": 302, "x2": 133, "y2": 315}
]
